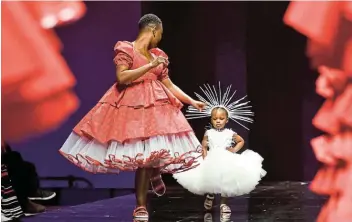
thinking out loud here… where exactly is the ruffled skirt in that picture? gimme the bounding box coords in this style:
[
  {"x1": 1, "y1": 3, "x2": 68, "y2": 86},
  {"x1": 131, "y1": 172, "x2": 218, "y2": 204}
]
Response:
[
  {"x1": 173, "y1": 149, "x2": 266, "y2": 197},
  {"x1": 59, "y1": 82, "x2": 202, "y2": 174}
]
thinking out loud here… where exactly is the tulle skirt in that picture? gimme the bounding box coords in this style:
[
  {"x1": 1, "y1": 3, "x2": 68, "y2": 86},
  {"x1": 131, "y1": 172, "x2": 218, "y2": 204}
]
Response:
[{"x1": 173, "y1": 149, "x2": 266, "y2": 197}]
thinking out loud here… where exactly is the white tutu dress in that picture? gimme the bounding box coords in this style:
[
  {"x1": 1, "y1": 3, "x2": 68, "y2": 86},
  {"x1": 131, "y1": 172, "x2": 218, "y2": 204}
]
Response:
[{"x1": 173, "y1": 128, "x2": 267, "y2": 197}]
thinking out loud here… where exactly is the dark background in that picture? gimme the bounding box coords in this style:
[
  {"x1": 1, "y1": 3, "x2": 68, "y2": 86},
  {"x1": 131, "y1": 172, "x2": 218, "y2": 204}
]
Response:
[
  {"x1": 143, "y1": 1, "x2": 323, "y2": 184},
  {"x1": 13, "y1": 2, "x2": 323, "y2": 189}
]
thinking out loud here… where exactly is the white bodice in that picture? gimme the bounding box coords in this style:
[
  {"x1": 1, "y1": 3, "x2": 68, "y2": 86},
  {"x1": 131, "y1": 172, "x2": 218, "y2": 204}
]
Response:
[{"x1": 206, "y1": 128, "x2": 236, "y2": 150}]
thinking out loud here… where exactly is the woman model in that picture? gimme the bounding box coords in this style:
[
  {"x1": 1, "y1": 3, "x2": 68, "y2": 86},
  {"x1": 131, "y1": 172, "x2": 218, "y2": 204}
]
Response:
[{"x1": 59, "y1": 14, "x2": 205, "y2": 220}]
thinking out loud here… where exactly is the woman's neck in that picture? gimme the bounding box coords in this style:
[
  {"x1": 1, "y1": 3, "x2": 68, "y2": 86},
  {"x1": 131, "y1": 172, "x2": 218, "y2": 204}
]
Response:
[{"x1": 134, "y1": 35, "x2": 152, "y2": 52}]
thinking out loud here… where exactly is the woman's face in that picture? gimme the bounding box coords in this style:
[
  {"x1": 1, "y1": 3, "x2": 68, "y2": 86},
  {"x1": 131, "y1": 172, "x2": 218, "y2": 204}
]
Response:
[{"x1": 150, "y1": 24, "x2": 163, "y2": 48}]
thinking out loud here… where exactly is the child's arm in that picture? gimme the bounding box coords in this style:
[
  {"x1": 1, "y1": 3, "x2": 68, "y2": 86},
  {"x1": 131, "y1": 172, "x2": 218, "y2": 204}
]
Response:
[
  {"x1": 227, "y1": 134, "x2": 244, "y2": 153},
  {"x1": 201, "y1": 133, "x2": 209, "y2": 159}
]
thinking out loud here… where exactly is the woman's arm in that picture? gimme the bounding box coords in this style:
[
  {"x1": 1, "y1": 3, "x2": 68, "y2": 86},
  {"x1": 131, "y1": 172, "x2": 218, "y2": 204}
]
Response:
[
  {"x1": 227, "y1": 134, "x2": 245, "y2": 153},
  {"x1": 161, "y1": 78, "x2": 205, "y2": 110},
  {"x1": 116, "y1": 57, "x2": 167, "y2": 84},
  {"x1": 116, "y1": 64, "x2": 153, "y2": 84},
  {"x1": 161, "y1": 78, "x2": 193, "y2": 104},
  {"x1": 201, "y1": 134, "x2": 209, "y2": 159}
]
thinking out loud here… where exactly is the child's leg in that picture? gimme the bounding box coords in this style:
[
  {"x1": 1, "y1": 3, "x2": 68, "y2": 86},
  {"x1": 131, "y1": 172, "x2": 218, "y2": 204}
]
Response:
[
  {"x1": 220, "y1": 195, "x2": 231, "y2": 214},
  {"x1": 204, "y1": 194, "x2": 215, "y2": 210},
  {"x1": 220, "y1": 196, "x2": 227, "y2": 205}
]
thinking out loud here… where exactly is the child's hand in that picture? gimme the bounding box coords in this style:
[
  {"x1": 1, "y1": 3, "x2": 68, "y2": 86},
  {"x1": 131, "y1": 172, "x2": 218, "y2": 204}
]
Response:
[
  {"x1": 202, "y1": 149, "x2": 207, "y2": 159},
  {"x1": 226, "y1": 147, "x2": 236, "y2": 153}
]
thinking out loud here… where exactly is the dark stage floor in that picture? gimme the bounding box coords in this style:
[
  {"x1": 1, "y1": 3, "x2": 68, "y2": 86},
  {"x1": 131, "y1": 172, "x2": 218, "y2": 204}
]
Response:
[{"x1": 23, "y1": 182, "x2": 326, "y2": 222}]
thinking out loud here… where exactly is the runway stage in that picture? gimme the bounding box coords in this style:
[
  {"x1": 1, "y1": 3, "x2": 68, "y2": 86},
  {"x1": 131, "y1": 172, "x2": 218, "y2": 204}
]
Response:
[{"x1": 23, "y1": 182, "x2": 326, "y2": 222}]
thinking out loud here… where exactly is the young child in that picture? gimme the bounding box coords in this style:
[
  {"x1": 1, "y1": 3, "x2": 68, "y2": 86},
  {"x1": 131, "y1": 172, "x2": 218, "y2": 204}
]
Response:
[{"x1": 173, "y1": 83, "x2": 266, "y2": 217}]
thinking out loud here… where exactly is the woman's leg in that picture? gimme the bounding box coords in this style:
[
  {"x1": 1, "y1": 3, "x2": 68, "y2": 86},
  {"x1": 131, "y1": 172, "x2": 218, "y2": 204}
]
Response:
[
  {"x1": 150, "y1": 167, "x2": 166, "y2": 196},
  {"x1": 135, "y1": 167, "x2": 153, "y2": 207}
]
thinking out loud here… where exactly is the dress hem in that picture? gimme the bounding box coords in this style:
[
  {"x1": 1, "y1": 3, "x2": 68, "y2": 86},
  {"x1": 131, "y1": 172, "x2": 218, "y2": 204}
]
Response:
[{"x1": 59, "y1": 147, "x2": 203, "y2": 174}]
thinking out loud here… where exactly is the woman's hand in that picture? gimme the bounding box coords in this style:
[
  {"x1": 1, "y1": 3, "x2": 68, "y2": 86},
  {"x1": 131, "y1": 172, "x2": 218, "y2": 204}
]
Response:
[
  {"x1": 191, "y1": 100, "x2": 206, "y2": 111},
  {"x1": 150, "y1": 56, "x2": 169, "y2": 68}
]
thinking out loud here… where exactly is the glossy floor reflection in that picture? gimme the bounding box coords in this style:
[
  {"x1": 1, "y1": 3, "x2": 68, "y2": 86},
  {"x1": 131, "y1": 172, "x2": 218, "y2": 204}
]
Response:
[{"x1": 24, "y1": 181, "x2": 326, "y2": 222}]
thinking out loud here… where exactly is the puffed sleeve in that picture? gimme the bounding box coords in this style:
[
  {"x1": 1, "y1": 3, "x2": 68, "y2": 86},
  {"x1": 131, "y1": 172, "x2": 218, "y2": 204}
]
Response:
[
  {"x1": 152, "y1": 48, "x2": 170, "y2": 81},
  {"x1": 230, "y1": 129, "x2": 238, "y2": 136},
  {"x1": 113, "y1": 41, "x2": 133, "y2": 69},
  {"x1": 159, "y1": 67, "x2": 170, "y2": 81}
]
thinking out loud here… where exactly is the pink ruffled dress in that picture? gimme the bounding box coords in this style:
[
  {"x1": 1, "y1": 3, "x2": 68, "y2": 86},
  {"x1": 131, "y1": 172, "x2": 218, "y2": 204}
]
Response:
[
  {"x1": 59, "y1": 41, "x2": 202, "y2": 174},
  {"x1": 284, "y1": 2, "x2": 352, "y2": 221}
]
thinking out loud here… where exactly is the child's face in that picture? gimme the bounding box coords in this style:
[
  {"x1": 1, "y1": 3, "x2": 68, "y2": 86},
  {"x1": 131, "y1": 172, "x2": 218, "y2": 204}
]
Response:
[{"x1": 211, "y1": 108, "x2": 228, "y2": 129}]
